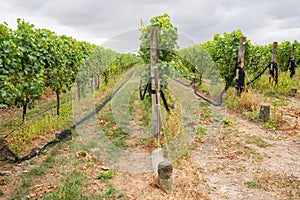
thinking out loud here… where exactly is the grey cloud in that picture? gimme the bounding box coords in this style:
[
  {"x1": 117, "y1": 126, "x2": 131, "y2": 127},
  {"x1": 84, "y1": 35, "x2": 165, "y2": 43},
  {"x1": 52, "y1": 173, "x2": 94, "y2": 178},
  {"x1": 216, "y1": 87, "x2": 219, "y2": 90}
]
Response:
[{"x1": 0, "y1": 0, "x2": 299, "y2": 46}]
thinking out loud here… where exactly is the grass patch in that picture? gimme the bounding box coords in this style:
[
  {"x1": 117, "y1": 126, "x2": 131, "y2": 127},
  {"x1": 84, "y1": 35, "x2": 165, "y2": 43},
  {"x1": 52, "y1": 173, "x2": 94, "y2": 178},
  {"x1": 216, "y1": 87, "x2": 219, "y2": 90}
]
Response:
[
  {"x1": 99, "y1": 108, "x2": 128, "y2": 148},
  {"x1": 220, "y1": 128, "x2": 239, "y2": 137},
  {"x1": 11, "y1": 178, "x2": 32, "y2": 199},
  {"x1": 245, "y1": 135, "x2": 272, "y2": 148},
  {"x1": 263, "y1": 118, "x2": 281, "y2": 130},
  {"x1": 10, "y1": 142, "x2": 70, "y2": 199},
  {"x1": 195, "y1": 126, "x2": 207, "y2": 135},
  {"x1": 252, "y1": 73, "x2": 300, "y2": 97},
  {"x1": 129, "y1": 90, "x2": 151, "y2": 127},
  {"x1": 28, "y1": 167, "x2": 46, "y2": 177},
  {"x1": 43, "y1": 171, "x2": 85, "y2": 200},
  {"x1": 271, "y1": 98, "x2": 288, "y2": 107},
  {"x1": 8, "y1": 101, "x2": 73, "y2": 156},
  {"x1": 243, "y1": 110, "x2": 260, "y2": 122},
  {"x1": 244, "y1": 181, "x2": 263, "y2": 189}
]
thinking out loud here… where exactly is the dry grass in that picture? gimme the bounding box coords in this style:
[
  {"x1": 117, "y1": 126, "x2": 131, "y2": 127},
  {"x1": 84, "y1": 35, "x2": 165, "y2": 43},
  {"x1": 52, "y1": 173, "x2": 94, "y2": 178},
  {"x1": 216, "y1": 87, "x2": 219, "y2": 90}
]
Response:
[
  {"x1": 227, "y1": 88, "x2": 262, "y2": 113},
  {"x1": 252, "y1": 171, "x2": 300, "y2": 198}
]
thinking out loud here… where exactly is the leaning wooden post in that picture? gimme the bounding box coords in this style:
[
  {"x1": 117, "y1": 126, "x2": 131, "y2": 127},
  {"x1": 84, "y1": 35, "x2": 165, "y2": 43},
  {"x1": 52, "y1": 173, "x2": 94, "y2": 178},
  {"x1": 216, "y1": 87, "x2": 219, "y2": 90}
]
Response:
[{"x1": 150, "y1": 27, "x2": 162, "y2": 136}]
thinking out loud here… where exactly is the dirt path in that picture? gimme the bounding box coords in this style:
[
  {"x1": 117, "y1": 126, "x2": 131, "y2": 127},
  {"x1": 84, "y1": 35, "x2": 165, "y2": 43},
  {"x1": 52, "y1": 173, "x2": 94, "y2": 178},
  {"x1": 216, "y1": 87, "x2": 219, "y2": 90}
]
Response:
[
  {"x1": 192, "y1": 109, "x2": 300, "y2": 200},
  {"x1": 1, "y1": 71, "x2": 299, "y2": 200}
]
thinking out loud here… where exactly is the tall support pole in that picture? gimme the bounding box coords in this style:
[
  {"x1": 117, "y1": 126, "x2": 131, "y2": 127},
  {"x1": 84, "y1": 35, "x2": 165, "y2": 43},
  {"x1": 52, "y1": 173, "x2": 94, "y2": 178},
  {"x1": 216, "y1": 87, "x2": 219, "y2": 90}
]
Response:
[
  {"x1": 236, "y1": 36, "x2": 246, "y2": 96},
  {"x1": 289, "y1": 43, "x2": 296, "y2": 81},
  {"x1": 272, "y1": 42, "x2": 277, "y2": 63},
  {"x1": 270, "y1": 42, "x2": 278, "y2": 84},
  {"x1": 238, "y1": 36, "x2": 246, "y2": 68},
  {"x1": 150, "y1": 27, "x2": 161, "y2": 136},
  {"x1": 290, "y1": 43, "x2": 295, "y2": 58}
]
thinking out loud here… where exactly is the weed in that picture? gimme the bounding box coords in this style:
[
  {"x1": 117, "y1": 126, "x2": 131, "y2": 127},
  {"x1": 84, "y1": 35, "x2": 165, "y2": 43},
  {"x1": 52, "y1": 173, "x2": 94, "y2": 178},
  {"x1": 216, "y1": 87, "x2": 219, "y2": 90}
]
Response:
[
  {"x1": 97, "y1": 170, "x2": 115, "y2": 181},
  {"x1": 0, "y1": 178, "x2": 7, "y2": 186},
  {"x1": 223, "y1": 118, "x2": 232, "y2": 126},
  {"x1": 195, "y1": 126, "x2": 207, "y2": 135}
]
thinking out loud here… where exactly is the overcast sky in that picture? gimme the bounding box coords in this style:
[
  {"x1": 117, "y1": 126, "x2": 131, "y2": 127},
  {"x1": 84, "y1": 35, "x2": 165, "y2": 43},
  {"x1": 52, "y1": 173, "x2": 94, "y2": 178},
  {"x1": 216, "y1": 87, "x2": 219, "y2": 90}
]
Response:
[{"x1": 1, "y1": 0, "x2": 299, "y2": 52}]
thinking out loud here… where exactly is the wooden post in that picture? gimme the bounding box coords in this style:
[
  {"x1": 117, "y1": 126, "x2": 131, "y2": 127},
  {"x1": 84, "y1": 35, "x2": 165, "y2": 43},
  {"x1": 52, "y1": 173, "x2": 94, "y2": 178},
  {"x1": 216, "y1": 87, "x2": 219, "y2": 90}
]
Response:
[
  {"x1": 259, "y1": 105, "x2": 270, "y2": 122},
  {"x1": 158, "y1": 161, "x2": 173, "y2": 193},
  {"x1": 270, "y1": 42, "x2": 278, "y2": 84},
  {"x1": 150, "y1": 27, "x2": 161, "y2": 136},
  {"x1": 238, "y1": 36, "x2": 246, "y2": 68},
  {"x1": 236, "y1": 36, "x2": 246, "y2": 96},
  {"x1": 272, "y1": 42, "x2": 277, "y2": 63},
  {"x1": 290, "y1": 43, "x2": 295, "y2": 58}
]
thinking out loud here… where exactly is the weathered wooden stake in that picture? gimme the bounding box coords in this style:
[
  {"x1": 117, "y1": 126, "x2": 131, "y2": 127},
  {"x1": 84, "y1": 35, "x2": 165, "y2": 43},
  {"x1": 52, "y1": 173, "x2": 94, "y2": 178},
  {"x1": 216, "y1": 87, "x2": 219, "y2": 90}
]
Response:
[
  {"x1": 238, "y1": 36, "x2": 246, "y2": 68},
  {"x1": 290, "y1": 43, "x2": 295, "y2": 58},
  {"x1": 150, "y1": 27, "x2": 161, "y2": 136},
  {"x1": 259, "y1": 105, "x2": 270, "y2": 122},
  {"x1": 236, "y1": 36, "x2": 246, "y2": 96},
  {"x1": 270, "y1": 42, "x2": 278, "y2": 84},
  {"x1": 272, "y1": 42, "x2": 277, "y2": 63},
  {"x1": 158, "y1": 161, "x2": 173, "y2": 192}
]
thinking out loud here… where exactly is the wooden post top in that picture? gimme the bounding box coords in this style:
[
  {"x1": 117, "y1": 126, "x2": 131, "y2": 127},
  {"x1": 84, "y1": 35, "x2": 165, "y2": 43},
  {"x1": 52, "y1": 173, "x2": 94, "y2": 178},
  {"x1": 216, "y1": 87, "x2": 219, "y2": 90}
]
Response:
[
  {"x1": 272, "y1": 42, "x2": 278, "y2": 63},
  {"x1": 238, "y1": 36, "x2": 246, "y2": 68}
]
